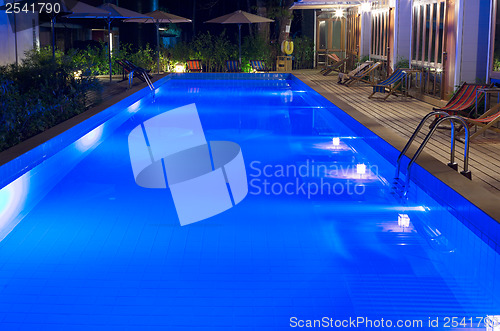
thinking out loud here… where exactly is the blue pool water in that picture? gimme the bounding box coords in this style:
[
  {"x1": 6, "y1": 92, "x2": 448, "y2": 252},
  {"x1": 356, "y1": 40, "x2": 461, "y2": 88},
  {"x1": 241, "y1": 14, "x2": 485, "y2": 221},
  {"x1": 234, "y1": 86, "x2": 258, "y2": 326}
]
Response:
[{"x1": 0, "y1": 74, "x2": 499, "y2": 330}]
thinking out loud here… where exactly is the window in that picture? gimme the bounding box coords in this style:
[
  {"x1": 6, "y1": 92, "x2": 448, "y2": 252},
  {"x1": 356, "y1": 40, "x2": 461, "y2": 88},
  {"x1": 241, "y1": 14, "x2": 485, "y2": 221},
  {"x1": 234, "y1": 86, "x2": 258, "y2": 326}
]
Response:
[
  {"x1": 411, "y1": 0, "x2": 446, "y2": 68},
  {"x1": 346, "y1": 9, "x2": 360, "y2": 57},
  {"x1": 370, "y1": 9, "x2": 389, "y2": 60},
  {"x1": 493, "y1": 0, "x2": 500, "y2": 72}
]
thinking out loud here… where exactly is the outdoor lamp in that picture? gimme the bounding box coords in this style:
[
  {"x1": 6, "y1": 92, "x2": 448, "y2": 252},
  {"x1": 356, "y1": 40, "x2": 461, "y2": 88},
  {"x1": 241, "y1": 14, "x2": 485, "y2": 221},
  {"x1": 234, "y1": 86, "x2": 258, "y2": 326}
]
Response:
[
  {"x1": 174, "y1": 63, "x2": 186, "y2": 73},
  {"x1": 360, "y1": 2, "x2": 371, "y2": 13}
]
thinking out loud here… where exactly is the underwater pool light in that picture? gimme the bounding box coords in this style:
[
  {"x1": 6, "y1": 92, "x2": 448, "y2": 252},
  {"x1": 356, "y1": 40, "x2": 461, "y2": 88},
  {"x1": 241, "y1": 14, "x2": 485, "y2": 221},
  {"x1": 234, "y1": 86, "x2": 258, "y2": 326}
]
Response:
[
  {"x1": 398, "y1": 214, "x2": 410, "y2": 228},
  {"x1": 356, "y1": 163, "x2": 366, "y2": 175},
  {"x1": 332, "y1": 137, "x2": 340, "y2": 146}
]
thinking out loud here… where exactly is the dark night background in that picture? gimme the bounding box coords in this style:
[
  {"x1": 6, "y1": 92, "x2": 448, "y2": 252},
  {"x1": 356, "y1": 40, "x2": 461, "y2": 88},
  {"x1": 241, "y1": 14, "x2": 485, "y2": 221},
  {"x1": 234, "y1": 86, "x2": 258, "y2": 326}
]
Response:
[{"x1": 57, "y1": 0, "x2": 312, "y2": 51}]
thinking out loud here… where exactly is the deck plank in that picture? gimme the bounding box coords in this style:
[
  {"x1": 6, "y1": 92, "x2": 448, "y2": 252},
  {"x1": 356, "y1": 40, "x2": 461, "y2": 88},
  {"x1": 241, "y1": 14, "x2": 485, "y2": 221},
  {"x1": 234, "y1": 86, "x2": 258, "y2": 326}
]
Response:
[{"x1": 295, "y1": 70, "x2": 500, "y2": 195}]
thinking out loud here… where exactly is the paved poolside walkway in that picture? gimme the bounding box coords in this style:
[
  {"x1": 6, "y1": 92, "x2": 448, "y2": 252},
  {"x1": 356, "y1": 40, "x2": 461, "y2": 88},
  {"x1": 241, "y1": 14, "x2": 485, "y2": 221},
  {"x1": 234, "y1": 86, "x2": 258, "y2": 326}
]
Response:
[{"x1": 294, "y1": 69, "x2": 500, "y2": 195}]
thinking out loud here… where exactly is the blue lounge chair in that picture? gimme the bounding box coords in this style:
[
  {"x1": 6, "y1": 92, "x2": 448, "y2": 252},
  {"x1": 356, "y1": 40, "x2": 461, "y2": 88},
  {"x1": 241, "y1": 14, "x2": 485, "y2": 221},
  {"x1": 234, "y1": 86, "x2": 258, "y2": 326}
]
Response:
[
  {"x1": 369, "y1": 68, "x2": 408, "y2": 100},
  {"x1": 226, "y1": 60, "x2": 242, "y2": 73},
  {"x1": 250, "y1": 60, "x2": 269, "y2": 73}
]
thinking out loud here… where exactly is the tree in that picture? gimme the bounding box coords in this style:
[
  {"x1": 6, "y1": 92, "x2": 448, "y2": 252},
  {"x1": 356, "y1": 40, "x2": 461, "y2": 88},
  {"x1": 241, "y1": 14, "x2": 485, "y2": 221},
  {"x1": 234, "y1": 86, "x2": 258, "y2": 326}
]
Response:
[{"x1": 258, "y1": 0, "x2": 294, "y2": 52}]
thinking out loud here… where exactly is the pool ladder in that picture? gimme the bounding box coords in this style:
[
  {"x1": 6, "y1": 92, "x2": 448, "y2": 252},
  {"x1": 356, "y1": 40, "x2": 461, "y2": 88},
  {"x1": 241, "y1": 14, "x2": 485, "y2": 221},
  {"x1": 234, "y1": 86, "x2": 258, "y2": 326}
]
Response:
[
  {"x1": 127, "y1": 70, "x2": 155, "y2": 91},
  {"x1": 393, "y1": 111, "x2": 471, "y2": 198}
]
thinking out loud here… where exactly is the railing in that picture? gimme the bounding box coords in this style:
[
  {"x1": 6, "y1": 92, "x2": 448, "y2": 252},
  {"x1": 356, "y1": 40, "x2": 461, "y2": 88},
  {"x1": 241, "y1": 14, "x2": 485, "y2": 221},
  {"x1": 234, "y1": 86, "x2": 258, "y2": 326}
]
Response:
[{"x1": 394, "y1": 112, "x2": 471, "y2": 197}]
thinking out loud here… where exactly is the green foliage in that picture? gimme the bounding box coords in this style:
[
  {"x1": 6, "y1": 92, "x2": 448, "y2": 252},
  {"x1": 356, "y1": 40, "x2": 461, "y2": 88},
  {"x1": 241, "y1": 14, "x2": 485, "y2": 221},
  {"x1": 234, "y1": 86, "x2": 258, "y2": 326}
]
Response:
[
  {"x1": 357, "y1": 55, "x2": 370, "y2": 65},
  {"x1": 168, "y1": 31, "x2": 237, "y2": 72},
  {"x1": 292, "y1": 36, "x2": 314, "y2": 69},
  {"x1": 395, "y1": 57, "x2": 409, "y2": 69},
  {"x1": 242, "y1": 34, "x2": 275, "y2": 71},
  {"x1": 0, "y1": 50, "x2": 100, "y2": 152}
]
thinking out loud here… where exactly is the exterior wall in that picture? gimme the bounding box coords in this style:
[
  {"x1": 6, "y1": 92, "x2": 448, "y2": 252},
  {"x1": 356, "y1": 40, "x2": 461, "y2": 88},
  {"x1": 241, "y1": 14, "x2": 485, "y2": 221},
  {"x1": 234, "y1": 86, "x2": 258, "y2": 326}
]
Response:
[
  {"x1": 0, "y1": 4, "x2": 38, "y2": 66},
  {"x1": 394, "y1": 0, "x2": 412, "y2": 67}
]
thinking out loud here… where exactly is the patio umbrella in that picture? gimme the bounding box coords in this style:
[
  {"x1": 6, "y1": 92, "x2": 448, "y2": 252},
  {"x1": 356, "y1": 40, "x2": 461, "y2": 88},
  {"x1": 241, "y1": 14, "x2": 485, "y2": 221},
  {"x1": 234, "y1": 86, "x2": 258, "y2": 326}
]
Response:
[
  {"x1": 0, "y1": 0, "x2": 111, "y2": 61},
  {"x1": 205, "y1": 10, "x2": 273, "y2": 65},
  {"x1": 125, "y1": 10, "x2": 191, "y2": 74},
  {"x1": 65, "y1": 3, "x2": 151, "y2": 81}
]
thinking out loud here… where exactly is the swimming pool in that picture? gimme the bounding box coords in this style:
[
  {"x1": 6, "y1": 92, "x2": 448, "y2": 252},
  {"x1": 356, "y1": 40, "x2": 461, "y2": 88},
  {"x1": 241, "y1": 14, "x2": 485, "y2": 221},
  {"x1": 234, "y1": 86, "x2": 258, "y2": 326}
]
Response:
[{"x1": 0, "y1": 73, "x2": 499, "y2": 330}]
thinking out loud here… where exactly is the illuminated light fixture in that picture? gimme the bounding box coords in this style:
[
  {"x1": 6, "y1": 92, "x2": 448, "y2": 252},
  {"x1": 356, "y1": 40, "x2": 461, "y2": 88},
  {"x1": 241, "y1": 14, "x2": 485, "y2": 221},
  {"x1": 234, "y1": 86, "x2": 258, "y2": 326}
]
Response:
[
  {"x1": 436, "y1": 68, "x2": 443, "y2": 73},
  {"x1": 335, "y1": 8, "x2": 344, "y2": 18},
  {"x1": 73, "y1": 70, "x2": 82, "y2": 79},
  {"x1": 174, "y1": 63, "x2": 186, "y2": 73},
  {"x1": 109, "y1": 32, "x2": 113, "y2": 56},
  {"x1": 398, "y1": 214, "x2": 410, "y2": 228},
  {"x1": 486, "y1": 316, "x2": 500, "y2": 331},
  {"x1": 332, "y1": 137, "x2": 340, "y2": 146},
  {"x1": 360, "y1": 2, "x2": 371, "y2": 13},
  {"x1": 356, "y1": 163, "x2": 366, "y2": 175}
]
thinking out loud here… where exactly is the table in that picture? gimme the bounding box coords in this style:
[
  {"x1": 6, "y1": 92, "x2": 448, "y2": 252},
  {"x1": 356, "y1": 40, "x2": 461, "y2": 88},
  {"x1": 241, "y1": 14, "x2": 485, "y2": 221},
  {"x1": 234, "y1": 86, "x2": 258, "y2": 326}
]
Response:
[{"x1": 475, "y1": 87, "x2": 500, "y2": 117}]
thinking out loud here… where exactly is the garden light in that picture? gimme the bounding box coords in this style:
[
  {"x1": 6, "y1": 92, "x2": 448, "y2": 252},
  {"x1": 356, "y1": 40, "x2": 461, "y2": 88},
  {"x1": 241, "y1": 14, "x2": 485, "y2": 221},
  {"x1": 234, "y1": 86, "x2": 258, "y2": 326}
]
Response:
[{"x1": 174, "y1": 63, "x2": 186, "y2": 73}]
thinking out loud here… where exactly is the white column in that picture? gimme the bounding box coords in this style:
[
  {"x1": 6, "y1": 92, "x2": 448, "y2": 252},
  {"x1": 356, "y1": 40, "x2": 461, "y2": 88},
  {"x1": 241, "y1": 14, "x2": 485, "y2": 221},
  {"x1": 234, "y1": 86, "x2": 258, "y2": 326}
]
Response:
[
  {"x1": 359, "y1": 11, "x2": 371, "y2": 58},
  {"x1": 454, "y1": 0, "x2": 465, "y2": 87}
]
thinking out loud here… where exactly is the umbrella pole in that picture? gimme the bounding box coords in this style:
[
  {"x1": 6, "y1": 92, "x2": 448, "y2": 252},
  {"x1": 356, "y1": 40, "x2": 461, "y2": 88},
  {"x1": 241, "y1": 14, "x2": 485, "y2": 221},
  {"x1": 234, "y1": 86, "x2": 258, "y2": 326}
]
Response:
[
  {"x1": 238, "y1": 23, "x2": 242, "y2": 66},
  {"x1": 156, "y1": 22, "x2": 160, "y2": 74},
  {"x1": 108, "y1": 19, "x2": 112, "y2": 82}
]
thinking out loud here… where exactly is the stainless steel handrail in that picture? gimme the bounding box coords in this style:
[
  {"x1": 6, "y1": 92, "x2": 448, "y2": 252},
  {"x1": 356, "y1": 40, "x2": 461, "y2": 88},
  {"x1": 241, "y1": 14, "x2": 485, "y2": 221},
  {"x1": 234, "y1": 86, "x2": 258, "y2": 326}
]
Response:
[
  {"x1": 403, "y1": 115, "x2": 471, "y2": 196},
  {"x1": 394, "y1": 111, "x2": 449, "y2": 179}
]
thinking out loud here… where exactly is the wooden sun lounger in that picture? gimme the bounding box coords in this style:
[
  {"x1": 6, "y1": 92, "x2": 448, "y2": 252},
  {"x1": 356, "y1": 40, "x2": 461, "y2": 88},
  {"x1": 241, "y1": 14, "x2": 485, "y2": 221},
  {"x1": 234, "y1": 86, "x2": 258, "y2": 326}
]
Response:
[
  {"x1": 338, "y1": 61, "x2": 373, "y2": 84},
  {"x1": 369, "y1": 68, "x2": 408, "y2": 100},
  {"x1": 459, "y1": 103, "x2": 500, "y2": 140},
  {"x1": 321, "y1": 57, "x2": 348, "y2": 76},
  {"x1": 430, "y1": 83, "x2": 492, "y2": 128},
  {"x1": 226, "y1": 60, "x2": 242, "y2": 72},
  {"x1": 343, "y1": 62, "x2": 381, "y2": 86},
  {"x1": 250, "y1": 60, "x2": 270, "y2": 73},
  {"x1": 187, "y1": 60, "x2": 203, "y2": 73}
]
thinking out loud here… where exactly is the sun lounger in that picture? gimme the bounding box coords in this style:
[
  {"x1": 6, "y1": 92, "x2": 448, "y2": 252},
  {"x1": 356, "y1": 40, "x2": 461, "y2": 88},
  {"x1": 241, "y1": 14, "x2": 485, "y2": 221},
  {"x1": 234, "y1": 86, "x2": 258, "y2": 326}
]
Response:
[
  {"x1": 319, "y1": 53, "x2": 342, "y2": 75},
  {"x1": 321, "y1": 57, "x2": 349, "y2": 76},
  {"x1": 337, "y1": 61, "x2": 373, "y2": 84},
  {"x1": 226, "y1": 60, "x2": 242, "y2": 72},
  {"x1": 187, "y1": 60, "x2": 203, "y2": 73},
  {"x1": 250, "y1": 60, "x2": 270, "y2": 73},
  {"x1": 434, "y1": 83, "x2": 491, "y2": 115},
  {"x1": 458, "y1": 103, "x2": 500, "y2": 139},
  {"x1": 342, "y1": 62, "x2": 381, "y2": 86},
  {"x1": 369, "y1": 68, "x2": 408, "y2": 100},
  {"x1": 430, "y1": 83, "x2": 491, "y2": 128}
]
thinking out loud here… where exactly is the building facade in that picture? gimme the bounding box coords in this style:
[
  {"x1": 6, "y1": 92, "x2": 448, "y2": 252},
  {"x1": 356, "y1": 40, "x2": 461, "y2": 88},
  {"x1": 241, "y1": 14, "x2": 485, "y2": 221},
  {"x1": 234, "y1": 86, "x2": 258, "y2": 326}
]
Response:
[{"x1": 292, "y1": 0, "x2": 493, "y2": 100}]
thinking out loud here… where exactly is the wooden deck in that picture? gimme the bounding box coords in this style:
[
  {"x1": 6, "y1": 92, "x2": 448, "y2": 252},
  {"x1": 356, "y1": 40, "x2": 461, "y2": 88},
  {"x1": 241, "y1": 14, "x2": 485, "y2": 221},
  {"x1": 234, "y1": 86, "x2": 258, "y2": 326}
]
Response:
[{"x1": 294, "y1": 70, "x2": 500, "y2": 195}]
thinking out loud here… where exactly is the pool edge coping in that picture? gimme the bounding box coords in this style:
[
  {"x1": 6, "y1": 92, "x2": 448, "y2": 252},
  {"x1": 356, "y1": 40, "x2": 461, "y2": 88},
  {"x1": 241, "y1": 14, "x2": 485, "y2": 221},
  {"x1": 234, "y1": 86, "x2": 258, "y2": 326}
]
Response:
[{"x1": 293, "y1": 73, "x2": 500, "y2": 224}]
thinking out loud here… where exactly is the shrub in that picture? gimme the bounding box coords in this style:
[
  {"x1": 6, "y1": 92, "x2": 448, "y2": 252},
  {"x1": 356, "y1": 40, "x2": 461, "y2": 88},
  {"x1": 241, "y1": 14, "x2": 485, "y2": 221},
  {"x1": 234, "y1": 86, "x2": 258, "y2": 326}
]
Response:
[
  {"x1": 0, "y1": 51, "x2": 100, "y2": 152},
  {"x1": 292, "y1": 36, "x2": 314, "y2": 69}
]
